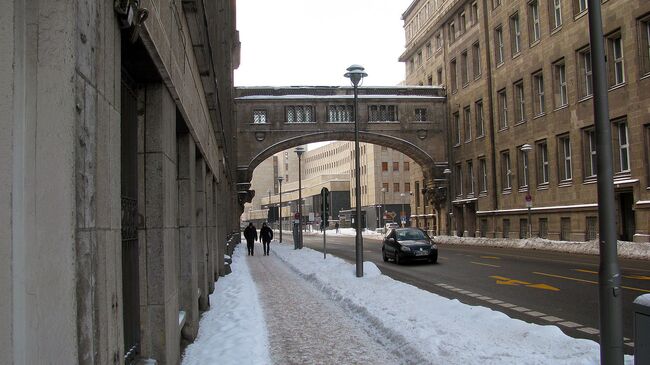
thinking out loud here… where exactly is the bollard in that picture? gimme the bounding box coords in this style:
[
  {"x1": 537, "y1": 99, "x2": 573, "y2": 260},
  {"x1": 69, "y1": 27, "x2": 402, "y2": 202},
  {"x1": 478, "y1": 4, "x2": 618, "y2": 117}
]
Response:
[{"x1": 634, "y1": 294, "x2": 650, "y2": 365}]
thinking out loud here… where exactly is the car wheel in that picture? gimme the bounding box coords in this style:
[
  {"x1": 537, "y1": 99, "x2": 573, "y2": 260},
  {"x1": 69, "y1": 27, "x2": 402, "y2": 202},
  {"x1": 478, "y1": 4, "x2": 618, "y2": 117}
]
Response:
[
  {"x1": 394, "y1": 252, "x2": 401, "y2": 265},
  {"x1": 429, "y1": 254, "x2": 438, "y2": 264},
  {"x1": 382, "y1": 249, "x2": 388, "y2": 262}
]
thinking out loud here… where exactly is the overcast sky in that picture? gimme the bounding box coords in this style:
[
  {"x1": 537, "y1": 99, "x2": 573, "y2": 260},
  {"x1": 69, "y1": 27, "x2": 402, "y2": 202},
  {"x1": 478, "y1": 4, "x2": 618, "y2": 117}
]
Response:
[{"x1": 235, "y1": 0, "x2": 413, "y2": 87}]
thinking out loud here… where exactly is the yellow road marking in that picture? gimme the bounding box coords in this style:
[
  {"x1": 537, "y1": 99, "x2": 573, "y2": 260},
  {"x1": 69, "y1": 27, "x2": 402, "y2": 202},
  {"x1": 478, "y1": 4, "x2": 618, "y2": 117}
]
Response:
[
  {"x1": 480, "y1": 256, "x2": 501, "y2": 260},
  {"x1": 574, "y1": 269, "x2": 650, "y2": 281},
  {"x1": 534, "y1": 272, "x2": 650, "y2": 293},
  {"x1": 471, "y1": 261, "x2": 500, "y2": 268},
  {"x1": 489, "y1": 275, "x2": 560, "y2": 291}
]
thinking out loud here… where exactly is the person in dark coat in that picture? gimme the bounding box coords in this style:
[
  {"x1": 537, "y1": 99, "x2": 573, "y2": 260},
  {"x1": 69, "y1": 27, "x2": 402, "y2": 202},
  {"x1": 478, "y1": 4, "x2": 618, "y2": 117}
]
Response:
[
  {"x1": 244, "y1": 222, "x2": 257, "y2": 256},
  {"x1": 260, "y1": 222, "x2": 273, "y2": 256}
]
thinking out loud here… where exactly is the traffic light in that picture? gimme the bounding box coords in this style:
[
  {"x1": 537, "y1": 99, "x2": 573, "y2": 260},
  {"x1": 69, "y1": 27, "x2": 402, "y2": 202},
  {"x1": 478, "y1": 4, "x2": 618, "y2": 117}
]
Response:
[{"x1": 321, "y1": 187, "x2": 329, "y2": 226}]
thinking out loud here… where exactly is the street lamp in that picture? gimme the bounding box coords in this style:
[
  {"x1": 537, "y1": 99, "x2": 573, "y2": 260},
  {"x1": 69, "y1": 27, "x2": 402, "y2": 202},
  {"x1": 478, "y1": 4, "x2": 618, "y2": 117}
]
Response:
[
  {"x1": 295, "y1": 146, "x2": 305, "y2": 249},
  {"x1": 345, "y1": 64, "x2": 367, "y2": 278},
  {"x1": 380, "y1": 187, "x2": 386, "y2": 230},
  {"x1": 400, "y1": 192, "x2": 406, "y2": 227},
  {"x1": 443, "y1": 168, "x2": 452, "y2": 235},
  {"x1": 520, "y1": 144, "x2": 533, "y2": 238},
  {"x1": 278, "y1": 176, "x2": 284, "y2": 243}
]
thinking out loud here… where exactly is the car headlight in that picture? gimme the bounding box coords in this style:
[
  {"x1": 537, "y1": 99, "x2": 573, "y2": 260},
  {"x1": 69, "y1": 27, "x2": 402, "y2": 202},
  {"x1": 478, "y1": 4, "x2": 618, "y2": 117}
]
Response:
[
  {"x1": 430, "y1": 244, "x2": 438, "y2": 250},
  {"x1": 400, "y1": 246, "x2": 411, "y2": 252}
]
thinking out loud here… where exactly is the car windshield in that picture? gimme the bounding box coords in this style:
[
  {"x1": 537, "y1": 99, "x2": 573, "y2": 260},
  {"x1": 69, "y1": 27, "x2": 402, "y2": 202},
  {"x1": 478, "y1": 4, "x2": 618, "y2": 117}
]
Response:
[{"x1": 396, "y1": 229, "x2": 427, "y2": 241}]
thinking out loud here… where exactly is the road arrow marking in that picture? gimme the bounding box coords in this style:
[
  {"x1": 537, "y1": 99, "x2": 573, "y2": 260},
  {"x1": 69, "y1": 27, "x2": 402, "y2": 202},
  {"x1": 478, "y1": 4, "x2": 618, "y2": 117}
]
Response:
[
  {"x1": 490, "y1": 275, "x2": 560, "y2": 291},
  {"x1": 527, "y1": 283, "x2": 560, "y2": 291}
]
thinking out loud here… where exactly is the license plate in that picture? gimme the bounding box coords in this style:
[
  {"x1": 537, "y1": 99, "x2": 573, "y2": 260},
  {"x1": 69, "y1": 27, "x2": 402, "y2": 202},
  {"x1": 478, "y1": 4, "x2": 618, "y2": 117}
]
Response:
[{"x1": 415, "y1": 250, "x2": 428, "y2": 256}]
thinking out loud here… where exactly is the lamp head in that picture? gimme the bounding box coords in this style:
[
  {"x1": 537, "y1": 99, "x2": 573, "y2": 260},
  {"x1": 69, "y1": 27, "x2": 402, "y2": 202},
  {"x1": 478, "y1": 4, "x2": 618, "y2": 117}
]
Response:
[
  {"x1": 344, "y1": 64, "x2": 368, "y2": 87},
  {"x1": 521, "y1": 143, "x2": 533, "y2": 152},
  {"x1": 277, "y1": 176, "x2": 284, "y2": 183},
  {"x1": 294, "y1": 146, "x2": 305, "y2": 157}
]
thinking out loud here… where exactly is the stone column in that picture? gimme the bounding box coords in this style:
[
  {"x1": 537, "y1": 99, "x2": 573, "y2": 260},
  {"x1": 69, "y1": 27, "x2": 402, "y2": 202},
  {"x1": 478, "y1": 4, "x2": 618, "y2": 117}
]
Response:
[
  {"x1": 214, "y1": 174, "x2": 225, "y2": 278},
  {"x1": 205, "y1": 170, "x2": 216, "y2": 293},
  {"x1": 138, "y1": 83, "x2": 180, "y2": 363},
  {"x1": 195, "y1": 157, "x2": 210, "y2": 310},
  {"x1": 177, "y1": 133, "x2": 199, "y2": 342}
]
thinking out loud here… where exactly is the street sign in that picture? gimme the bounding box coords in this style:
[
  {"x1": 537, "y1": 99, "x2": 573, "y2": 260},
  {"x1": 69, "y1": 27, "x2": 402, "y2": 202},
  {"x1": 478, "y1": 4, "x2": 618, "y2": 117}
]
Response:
[
  {"x1": 294, "y1": 212, "x2": 300, "y2": 219},
  {"x1": 321, "y1": 187, "x2": 330, "y2": 226},
  {"x1": 525, "y1": 193, "x2": 533, "y2": 208}
]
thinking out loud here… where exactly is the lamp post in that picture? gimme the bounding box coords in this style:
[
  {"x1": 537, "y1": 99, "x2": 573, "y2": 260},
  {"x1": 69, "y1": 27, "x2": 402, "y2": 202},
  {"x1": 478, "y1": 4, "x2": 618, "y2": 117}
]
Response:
[
  {"x1": 521, "y1": 144, "x2": 533, "y2": 238},
  {"x1": 267, "y1": 188, "x2": 272, "y2": 223},
  {"x1": 381, "y1": 187, "x2": 386, "y2": 230},
  {"x1": 400, "y1": 193, "x2": 406, "y2": 227},
  {"x1": 295, "y1": 146, "x2": 305, "y2": 249},
  {"x1": 278, "y1": 176, "x2": 283, "y2": 242},
  {"x1": 345, "y1": 64, "x2": 367, "y2": 278}
]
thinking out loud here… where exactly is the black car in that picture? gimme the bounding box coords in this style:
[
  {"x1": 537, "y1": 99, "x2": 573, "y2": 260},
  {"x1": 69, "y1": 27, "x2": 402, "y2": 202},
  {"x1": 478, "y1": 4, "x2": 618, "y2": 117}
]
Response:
[{"x1": 382, "y1": 228, "x2": 438, "y2": 264}]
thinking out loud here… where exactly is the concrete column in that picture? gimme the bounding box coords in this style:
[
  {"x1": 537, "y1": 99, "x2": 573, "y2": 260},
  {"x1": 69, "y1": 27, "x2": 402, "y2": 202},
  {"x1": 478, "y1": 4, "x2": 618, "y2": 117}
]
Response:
[
  {"x1": 214, "y1": 174, "x2": 225, "y2": 278},
  {"x1": 177, "y1": 133, "x2": 199, "y2": 342},
  {"x1": 195, "y1": 157, "x2": 210, "y2": 310},
  {"x1": 139, "y1": 83, "x2": 180, "y2": 363},
  {"x1": 205, "y1": 170, "x2": 216, "y2": 293}
]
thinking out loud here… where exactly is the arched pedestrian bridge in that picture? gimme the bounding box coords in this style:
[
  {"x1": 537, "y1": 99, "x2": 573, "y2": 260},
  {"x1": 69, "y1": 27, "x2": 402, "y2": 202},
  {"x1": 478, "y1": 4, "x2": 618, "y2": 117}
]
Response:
[{"x1": 234, "y1": 86, "x2": 449, "y2": 212}]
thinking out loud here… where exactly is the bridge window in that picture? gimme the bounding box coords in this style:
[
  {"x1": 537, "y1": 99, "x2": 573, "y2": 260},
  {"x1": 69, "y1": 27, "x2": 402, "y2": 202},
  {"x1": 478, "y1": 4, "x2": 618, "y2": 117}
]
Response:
[
  {"x1": 253, "y1": 109, "x2": 267, "y2": 124},
  {"x1": 369, "y1": 105, "x2": 397, "y2": 122},
  {"x1": 415, "y1": 108, "x2": 427, "y2": 121},
  {"x1": 328, "y1": 105, "x2": 353, "y2": 122},
  {"x1": 286, "y1": 106, "x2": 314, "y2": 123}
]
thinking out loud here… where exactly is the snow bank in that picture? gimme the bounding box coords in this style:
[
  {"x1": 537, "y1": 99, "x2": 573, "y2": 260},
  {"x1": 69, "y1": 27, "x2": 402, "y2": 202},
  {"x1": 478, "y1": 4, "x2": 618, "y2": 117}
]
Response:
[
  {"x1": 181, "y1": 247, "x2": 271, "y2": 365},
  {"x1": 433, "y1": 235, "x2": 650, "y2": 260},
  {"x1": 272, "y1": 243, "x2": 634, "y2": 365}
]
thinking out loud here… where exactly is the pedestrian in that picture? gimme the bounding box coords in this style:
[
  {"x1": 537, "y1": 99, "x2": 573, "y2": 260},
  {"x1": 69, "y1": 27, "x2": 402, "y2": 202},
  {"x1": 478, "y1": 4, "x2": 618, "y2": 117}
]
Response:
[
  {"x1": 244, "y1": 222, "x2": 257, "y2": 256},
  {"x1": 335, "y1": 221, "x2": 339, "y2": 234},
  {"x1": 260, "y1": 222, "x2": 273, "y2": 256}
]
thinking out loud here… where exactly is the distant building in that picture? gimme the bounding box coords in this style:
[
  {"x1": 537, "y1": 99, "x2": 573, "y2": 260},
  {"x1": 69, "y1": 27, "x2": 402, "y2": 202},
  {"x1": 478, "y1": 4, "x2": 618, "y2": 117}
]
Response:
[{"x1": 401, "y1": 0, "x2": 650, "y2": 242}]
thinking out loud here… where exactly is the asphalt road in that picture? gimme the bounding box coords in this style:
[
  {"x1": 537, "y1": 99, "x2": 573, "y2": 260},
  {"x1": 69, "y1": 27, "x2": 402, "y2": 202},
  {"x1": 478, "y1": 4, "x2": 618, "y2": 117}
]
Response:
[{"x1": 287, "y1": 231, "x2": 650, "y2": 353}]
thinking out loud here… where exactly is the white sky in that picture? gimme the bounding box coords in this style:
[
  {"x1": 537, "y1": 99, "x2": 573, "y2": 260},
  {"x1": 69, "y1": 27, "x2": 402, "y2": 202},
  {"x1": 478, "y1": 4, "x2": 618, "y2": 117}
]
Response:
[{"x1": 235, "y1": 0, "x2": 414, "y2": 87}]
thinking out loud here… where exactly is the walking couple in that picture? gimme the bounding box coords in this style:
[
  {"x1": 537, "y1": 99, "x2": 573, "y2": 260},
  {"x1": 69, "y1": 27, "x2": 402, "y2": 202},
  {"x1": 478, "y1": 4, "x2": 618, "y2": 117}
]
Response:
[{"x1": 243, "y1": 222, "x2": 274, "y2": 256}]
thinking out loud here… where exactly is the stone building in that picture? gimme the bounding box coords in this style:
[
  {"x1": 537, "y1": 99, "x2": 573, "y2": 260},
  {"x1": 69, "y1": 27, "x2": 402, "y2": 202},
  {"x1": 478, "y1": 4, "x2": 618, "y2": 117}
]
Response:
[
  {"x1": 2, "y1": 1, "x2": 242, "y2": 364},
  {"x1": 401, "y1": 0, "x2": 650, "y2": 242}
]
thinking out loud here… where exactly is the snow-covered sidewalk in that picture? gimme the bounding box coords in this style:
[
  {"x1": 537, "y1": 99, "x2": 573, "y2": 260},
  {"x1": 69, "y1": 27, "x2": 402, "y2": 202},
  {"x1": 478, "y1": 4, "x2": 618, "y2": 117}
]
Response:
[{"x1": 182, "y1": 240, "x2": 635, "y2": 365}]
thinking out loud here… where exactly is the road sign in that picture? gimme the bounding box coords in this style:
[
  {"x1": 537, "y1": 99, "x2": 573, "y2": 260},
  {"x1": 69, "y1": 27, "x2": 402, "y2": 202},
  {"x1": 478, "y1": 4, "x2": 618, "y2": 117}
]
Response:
[
  {"x1": 294, "y1": 212, "x2": 300, "y2": 220},
  {"x1": 525, "y1": 193, "x2": 532, "y2": 208}
]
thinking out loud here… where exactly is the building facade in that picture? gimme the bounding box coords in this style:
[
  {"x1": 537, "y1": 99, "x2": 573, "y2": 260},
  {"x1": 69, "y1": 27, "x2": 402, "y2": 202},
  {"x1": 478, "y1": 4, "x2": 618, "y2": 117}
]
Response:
[
  {"x1": 401, "y1": 0, "x2": 650, "y2": 242},
  {"x1": 2, "y1": 1, "x2": 241, "y2": 364}
]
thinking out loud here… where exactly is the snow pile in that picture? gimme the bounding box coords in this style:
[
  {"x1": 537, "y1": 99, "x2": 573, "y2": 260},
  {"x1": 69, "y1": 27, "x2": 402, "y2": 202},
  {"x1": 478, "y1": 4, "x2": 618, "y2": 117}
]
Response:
[
  {"x1": 272, "y1": 243, "x2": 634, "y2": 365},
  {"x1": 434, "y1": 235, "x2": 650, "y2": 260},
  {"x1": 181, "y1": 247, "x2": 270, "y2": 365}
]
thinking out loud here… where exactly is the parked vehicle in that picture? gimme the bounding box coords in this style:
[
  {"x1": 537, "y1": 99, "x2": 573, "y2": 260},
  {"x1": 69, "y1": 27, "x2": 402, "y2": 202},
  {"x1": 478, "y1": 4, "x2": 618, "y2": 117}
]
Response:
[
  {"x1": 382, "y1": 227, "x2": 438, "y2": 264},
  {"x1": 384, "y1": 222, "x2": 399, "y2": 231}
]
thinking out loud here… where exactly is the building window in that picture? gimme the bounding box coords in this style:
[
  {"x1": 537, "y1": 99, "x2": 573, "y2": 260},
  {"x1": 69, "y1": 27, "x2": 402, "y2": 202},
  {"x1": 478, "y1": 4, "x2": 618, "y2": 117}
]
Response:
[
  {"x1": 449, "y1": 21, "x2": 456, "y2": 43},
  {"x1": 472, "y1": 42, "x2": 482, "y2": 79},
  {"x1": 415, "y1": 181, "x2": 420, "y2": 206},
  {"x1": 461, "y1": 50, "x2": 469, "y2": 86},
  {"x1": 518, "y1": 146, "x2": 530, "y2": 188},
  {"x1": 503, "y1": 219, "x2": 510, "y2": 238},
  {"x1": 537, "y1": 140, "x2": 550, "y2": 185},
  {"x1": 495, "y1": 26, "x2": 504, "y2": 65},
  {"x1": 253, "y1": 109, "x2": 267, "y2": 124},
  {"x1": 558, "y1": 134, "x2": 572, "y2": 182},
  {"x1": 479, "y1": 158, "x2": 488, "y2": 193},
  {"x1": 640, "y1": 17, "x2": 650, "y2": 76},
  {"x1": 510, "y1": 13, "x2": 521, "y2": 56},
  {"x1": 471, "y1": 2, "x2": 479, "y2": 25},
  {"x1": 437, "y1": 68, "x2": 443, "y2": 85},
  {"x1": 417, "y1": 51, "x2": 423, "y2": 67},
  {"x1": 415, "y1": 108, "x2": 427, "y2": 121},
  {"x1": 409, "y1": 59, "x2": 415, "y2": 74},
  {"x1": 577, "y1": 48, "x2": 593, "y2": 98},
  {"x1": 529, "y1": 0, "x2": 541, "y2": 43},
  {"x1": 286, "y1": 106, "x2": 314, "y2": 123},
  {"x1": 460, "y1": 12, "x2": 467, "y2": 34},
  {"x1": 586, "y1": 216, "x2": 597, "y2": 241},
  {"x1": 393, "y1": 162, "x2": 400, "y2": 171},
  {"x1": 436, "y1": 32, "x2": 443, "y2": 50},
  {"x1": 493, "y1": 0, "x2": 502, "y2": 9},
  {"x1": 554, "y1": 60, "x2": 568, "y2": 107},
  {"x1": 464, "y1": 106, "x2": 472, "y2": 141},
  {"x1": 405, "y1": 182, "x2": 411, "y2": 193},
  {"x1": 498, "y1": 88, "x2": 508, "y2": 129},
  {"x1": 404, "y1": 161, "x2": 410, "y2": 171},
  {"x1": 574, "y1": 0, "x2": 587, "y2": 15},
  {"x1": 467, "y1": 160, "x2": 475, "y2": 195},
  {"x1": 480, "y1": 219, "x2": 488, "y2": 237},
  {"x1": 539, "y1": 218, "x2": 548, "y2": 238},
  {"x1": 394, "y1": 183, "x2": 400, "y2": 192},
  {"x1": 328, "y1": 105, "x2": 353, "y2": 123},
  {"x1": 560, "y1": 217, "x2": 571, "y2": 241},
  {"x1": 382, "y1": 182, "x2": 389, "y2": 191},
  {"x1": 454, "y1": 112, "x2": 461, "y2": 145},
  {"x1": 450, "y1": 59, "x2": 458, "y2": 93},
  {"x1": 607, "y1": 32, "x2": 625, "y2": 87},
  {"x1": 426, "y1": 42, "x2": 433, "y2": 59},
  {"x1": 514, "y1": 80, "x2": 525, "y2": 123},
  {"x1": 427, "y1": 75, "x2": 433, "y2": 86},
  {"x1": 455, "y1": 163, "x2": 463, "y2": 196},
  {"x1": 550, "y1": 0, "x2": 562, "y2": 29},
  {"x1": 501, "y1": 150, "x2": 512, "y2": 190},
  {"x1": 614, "y1": 119, "x2": 630, "y2": 173},
  {"x1": 382, "y1": 162, "x2": 388, "y2": 171},
  {"x1": 368, "y1": 105, "x2": 397, "y2": 122},
  {"x1": 519, "y1": 219, "x2": 528, "y2": 239},
  {"x1": 583, "y1": 127, "x2": 597, "y2": 178},
  {"x1": 532, "y1": 71, "x2": 545, "y2": 116},
  {"x1": 475, "y1": 100, "x2": 485, "y2": 137}
]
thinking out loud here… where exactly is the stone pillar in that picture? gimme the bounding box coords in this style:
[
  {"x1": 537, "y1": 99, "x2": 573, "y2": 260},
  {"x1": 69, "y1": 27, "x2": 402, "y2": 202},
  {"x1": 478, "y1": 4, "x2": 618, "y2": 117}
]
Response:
[
  {"x1": 177, "y1": 133, "x2": 199, "y2": 342},
  {"x1": 139, "y1": 83, "x2": 180, "y2": 363},
  {"x1": 214, "y1": 175, "x2": 224, "y2": 278},
  {"x1": 205, "y1": 170, "x2": 216, "y2": 293},
  {"x1": 195, "y1": 157, "x2": 210, "y2": 311}
]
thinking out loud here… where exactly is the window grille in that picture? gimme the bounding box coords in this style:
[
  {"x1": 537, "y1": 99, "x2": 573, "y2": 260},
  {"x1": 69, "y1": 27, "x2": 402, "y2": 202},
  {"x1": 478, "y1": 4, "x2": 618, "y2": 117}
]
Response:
[
  {"x1": 586, "y1": 216, "x2": 597, "y2": 241},
  {"x1": 539, "y1": 218, "x2": 548, "y2": 238},
  {"x1": 560, "y1": 217, "x2": 571, "y2": 241}
]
